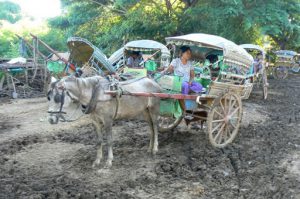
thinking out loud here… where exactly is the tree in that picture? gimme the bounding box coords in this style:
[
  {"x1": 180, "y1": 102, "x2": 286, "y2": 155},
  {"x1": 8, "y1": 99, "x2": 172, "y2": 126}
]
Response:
[
  {"x1": 47, "y1": 0, "x2": 300, "y2": 53},
  {"x1": 0, "y1": 29, "x2": 19, "y2": 57},
  {"x1": 257, "y1": 0, "x2": 300, "y2": 50},
  {"x1": 0, "y1": 1, "x2": 21, "y2": 24}
]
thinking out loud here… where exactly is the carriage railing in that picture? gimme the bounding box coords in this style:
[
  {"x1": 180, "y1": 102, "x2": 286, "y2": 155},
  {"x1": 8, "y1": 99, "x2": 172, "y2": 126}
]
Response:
[{"x1": 208, "y1": 69, "x2": 253, "y2": 99}]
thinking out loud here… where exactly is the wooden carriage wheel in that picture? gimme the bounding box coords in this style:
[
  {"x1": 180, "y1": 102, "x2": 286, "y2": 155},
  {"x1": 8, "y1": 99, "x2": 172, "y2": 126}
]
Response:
[
  {"x1": 158, "y1": 114, "x2": 183, "y2": 133},
  {"x1": 207, "y1": 92, "x2": 242, "y2": 148},
  {"x1": 256, "y1": 69, "x2": 268, "y2": 100},
  {"x1": 274, "y1": 66, "x2": 288, "y2": 79},
  {"x1": 262, "y1": 70, "x2": 268, "y2": 100}
]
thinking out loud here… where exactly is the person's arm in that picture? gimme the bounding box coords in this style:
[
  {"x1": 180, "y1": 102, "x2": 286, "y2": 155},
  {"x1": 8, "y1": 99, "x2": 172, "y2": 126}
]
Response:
[
  {"x1": 190, "y1": 69, "x2": 195, "y2": 85},
  {"x1": 127, "y1": 57, "x2": 133, "y2": 67},
  {"x1": 161, "y1": 64, "x2": 174, "y2": 75},
  {"x1": 161, "y1": 58, "x2": 177, "y2": 75}
]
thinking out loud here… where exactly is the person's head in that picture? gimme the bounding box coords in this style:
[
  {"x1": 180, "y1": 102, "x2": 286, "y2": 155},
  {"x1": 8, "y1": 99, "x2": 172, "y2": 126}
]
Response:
[
  {"x1": 256, "y1": 52, "x2": 263, "y2": 60},
  {"x1": 206, "y1": 54, "x2": 218, "y2": 63},
  {"x1": 180, "y1": 46, "x2": 192, "y2": 60},
  {"x1": 131, "y1": 51, "x2": 139, "y2": 59}
]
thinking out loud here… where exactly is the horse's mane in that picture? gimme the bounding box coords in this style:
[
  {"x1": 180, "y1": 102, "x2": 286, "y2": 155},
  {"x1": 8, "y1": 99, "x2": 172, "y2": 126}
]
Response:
[{"x1": 63, "y1": 76, "x2": 108, "y2": 89}]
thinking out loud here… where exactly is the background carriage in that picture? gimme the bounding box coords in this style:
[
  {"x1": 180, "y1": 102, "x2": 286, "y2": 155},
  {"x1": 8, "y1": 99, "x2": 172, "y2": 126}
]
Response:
[
  {"x1": 272, "y1": 50, "x2": 300, "y2": 79},
  {"x1": 67, "y1": 37, "x2": 116, "y2": 77},
  {"x1": 240, "y1": 44, "x2": 268, "y2": 100},
  {"x1": 108, "y1": 40, "x2": 171, "y2": 79}
]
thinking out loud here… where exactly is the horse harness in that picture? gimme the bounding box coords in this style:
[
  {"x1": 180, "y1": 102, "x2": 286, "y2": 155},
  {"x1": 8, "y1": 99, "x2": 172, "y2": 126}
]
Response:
[
  {"x1": 83, "y1": 77, "x2": 124, "y2": 119},
  {"x1": 49, "y1": 76, "x2": 146, "y2": 121}
]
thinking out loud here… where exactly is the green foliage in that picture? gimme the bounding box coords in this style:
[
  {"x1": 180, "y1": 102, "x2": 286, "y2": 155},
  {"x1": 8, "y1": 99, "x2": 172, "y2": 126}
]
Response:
[
  {"x1": 39, "y1": 29, "x2": 68, "y2": 55},
  {"x1": 1, "y1": 0, "x2": 300, "y2": 58},
  {"x1": 0, "y1": 1, "x2": 21, "y2": 23},
  {"x1": 6, "y1": 42, "x2": 19, "y2": 57},
  {"x1": 50, "y1": 0, "x2": 300, "y2": 54},
  {"x1": 0, "y1": 29, "x2": 19, "y2": 58},
  {"x1": 256, "y1": 0, "x2": 300, "y2": 50}
]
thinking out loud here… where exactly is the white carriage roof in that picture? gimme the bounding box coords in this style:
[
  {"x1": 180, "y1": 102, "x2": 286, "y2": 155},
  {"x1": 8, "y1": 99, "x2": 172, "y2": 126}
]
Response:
[
  {"x1": 166, "y1": 33, "x2": 254, "y2": 68},
  {"x1": 275, "y1": 50, "x2": 298, "y2": 57},
  {"x1": 240, "y1": 44, "x2": 265, "y2": 54},
  {"x1": 108, "y1": 47, "x2": 124, "y2": 64},
  {"x1": 124, "y1": 40, "x2": 170, "y2": 56}
]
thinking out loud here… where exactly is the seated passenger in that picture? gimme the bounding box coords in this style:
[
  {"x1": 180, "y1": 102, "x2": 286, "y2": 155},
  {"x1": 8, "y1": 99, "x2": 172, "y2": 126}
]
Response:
[
  {"x1": 253, "y1": 53, "x2": 263, "y2": 74},
  {"x1": 127, "y1": 51, "x2": 143, "y2": 68},
  {"x1": 162, "y1": 46, "x2": 203, "y2": 95},
  {"x1": 206, "y1": 54, "x2": 220, "y2": 79}
]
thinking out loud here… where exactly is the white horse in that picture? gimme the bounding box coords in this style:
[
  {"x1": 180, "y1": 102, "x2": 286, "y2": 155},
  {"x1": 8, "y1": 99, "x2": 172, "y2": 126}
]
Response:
[{"x1": 47, "y1": 76, "x2": 161, "y2": 168}]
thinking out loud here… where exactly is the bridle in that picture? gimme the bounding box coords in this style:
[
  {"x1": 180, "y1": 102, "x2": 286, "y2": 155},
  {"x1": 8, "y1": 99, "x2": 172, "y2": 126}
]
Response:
[{"x1": 47, "y1": 85, "x2": 67, "y2": 122}]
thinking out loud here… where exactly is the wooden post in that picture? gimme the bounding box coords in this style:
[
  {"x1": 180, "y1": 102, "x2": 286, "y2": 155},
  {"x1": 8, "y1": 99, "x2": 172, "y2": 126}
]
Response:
[
  {"x1": 30, "y1": 33, "x2": 69, "y2": 64},
  {"x1": 15, "y1": 35, "x2": 47, "y2": 60},
  {"x1": 43, "y1": 60, "x2": 49, "y2": 93},
  {"x1": 25, "y1": 67, "x2": 28, "y2": 83},
  {"x1": 31, "y1": 37, "x2": 38, "y2": 82},
  {"x1": 6, "y1": 72, "x2": 11, "y2": 92},
  {"x1": 0, "y1": 73, "x2": 5, "y2": 91}
]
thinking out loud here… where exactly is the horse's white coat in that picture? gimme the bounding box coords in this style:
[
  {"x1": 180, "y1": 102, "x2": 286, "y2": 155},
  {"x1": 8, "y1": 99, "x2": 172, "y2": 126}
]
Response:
[{"x1": 48, "y1": 76, "x2": 161, "y2": 168}]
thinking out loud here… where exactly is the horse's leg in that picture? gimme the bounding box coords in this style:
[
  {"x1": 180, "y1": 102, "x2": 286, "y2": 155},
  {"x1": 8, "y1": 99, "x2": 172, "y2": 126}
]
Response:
[
  {"x1": 148, "y1": 108, "x2": 159, "y2": 155},
  {"x1": 103, "y1": 120, "x2": 114, "y2": 168},
  {"x1": 143, "y1": 111, "x2": 154, "y2": 153},
  {"x1": 92, "y1": 120, "x2": 104, "y2": 168}
]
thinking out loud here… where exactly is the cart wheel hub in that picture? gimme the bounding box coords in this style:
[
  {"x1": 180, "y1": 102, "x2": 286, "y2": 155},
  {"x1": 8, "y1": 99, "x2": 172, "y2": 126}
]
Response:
[{"x1": 224, "y1": 115, "x2": 231, "y2": 124}]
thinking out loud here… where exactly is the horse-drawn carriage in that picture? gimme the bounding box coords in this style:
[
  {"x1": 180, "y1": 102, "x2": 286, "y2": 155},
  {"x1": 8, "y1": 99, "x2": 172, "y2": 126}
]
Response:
[
  {"x1": 47, "y1": 33, "x2": 258, "y2": 168},
  {"x1": 272, "y1": 50, "x2": 300, "y2": 79},
  {"x1": 240, "y1": 44, "x2": 268, "y2": 100},
  {"x1": 106, "y1": 33, "x2": 254, "y2": 148},
  {"x1": 51, "y1": 34, "x2": 256, "y2": 148}
]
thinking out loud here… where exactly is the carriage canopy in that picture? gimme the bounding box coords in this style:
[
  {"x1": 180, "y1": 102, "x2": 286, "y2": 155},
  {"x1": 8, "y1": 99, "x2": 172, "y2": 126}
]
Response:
[
  {"x1": 124, "y1": 40, "x2": 170, "y2": 57},
  {"x1": 274, "y1": 50, "x2": 298, "y2": 58},
  {"x1": 67, "y1": 37, "x2": 116, "y2": 74},
  {"x1": 166, "y1": 33, "x2": 253, "y2": 69},
  {"x1": 240, "y1": 44, "x2": 265, "y2": 59}
]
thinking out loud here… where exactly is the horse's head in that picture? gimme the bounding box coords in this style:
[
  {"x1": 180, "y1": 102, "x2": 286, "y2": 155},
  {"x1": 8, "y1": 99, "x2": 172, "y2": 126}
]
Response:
[{"x1": 47, "y1": 76, "x2": 78, "y2": 124}]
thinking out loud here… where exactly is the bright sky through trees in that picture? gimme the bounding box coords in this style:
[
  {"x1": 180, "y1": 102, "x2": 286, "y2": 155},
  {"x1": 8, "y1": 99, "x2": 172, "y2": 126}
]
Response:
[{"x1": 11, "y1": 0, "x2": 61, "y2": 20}]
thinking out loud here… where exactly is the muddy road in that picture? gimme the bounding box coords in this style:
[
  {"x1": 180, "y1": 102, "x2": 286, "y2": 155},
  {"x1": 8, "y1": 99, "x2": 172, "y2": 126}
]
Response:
[{"x1": 0, "y1": 76, "x2": 299, "y2": 199}]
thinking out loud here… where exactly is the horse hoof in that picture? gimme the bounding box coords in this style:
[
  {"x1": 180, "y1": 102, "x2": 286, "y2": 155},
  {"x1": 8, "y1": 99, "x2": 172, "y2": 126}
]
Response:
[
  {"x1": 92, "y1": 159, "x2": 101, "y2": 168},
  {"x1": 151, "y1": 149, "x2": 158, "y2": 156},
  {"x1": 104, "y1": 161, "x2": 112, "y2": 168},
  {"x1": 97, "y1": 168, "x2": 111, "y2": 176}
]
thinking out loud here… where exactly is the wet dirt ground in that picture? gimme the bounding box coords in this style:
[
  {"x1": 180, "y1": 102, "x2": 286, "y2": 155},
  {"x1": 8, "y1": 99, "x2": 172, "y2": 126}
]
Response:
[{"x1": 0, "y1": 75, "x2": 299, "y2": 199}]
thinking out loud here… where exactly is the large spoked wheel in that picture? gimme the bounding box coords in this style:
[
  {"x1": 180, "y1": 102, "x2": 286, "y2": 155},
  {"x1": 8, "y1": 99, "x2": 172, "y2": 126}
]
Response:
[
  {"x1": 274, "y1": 66, "x2": 288, "y2": 79},
  {"x1": 266, "y1": 66, "x2": 274, "y2": 78},
  {"x1": 158, "y1": 114, "x2": 183, "y2": 133},
  {"x1": 207, "y1": 93, "x2": 242, "y2": 148}
]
